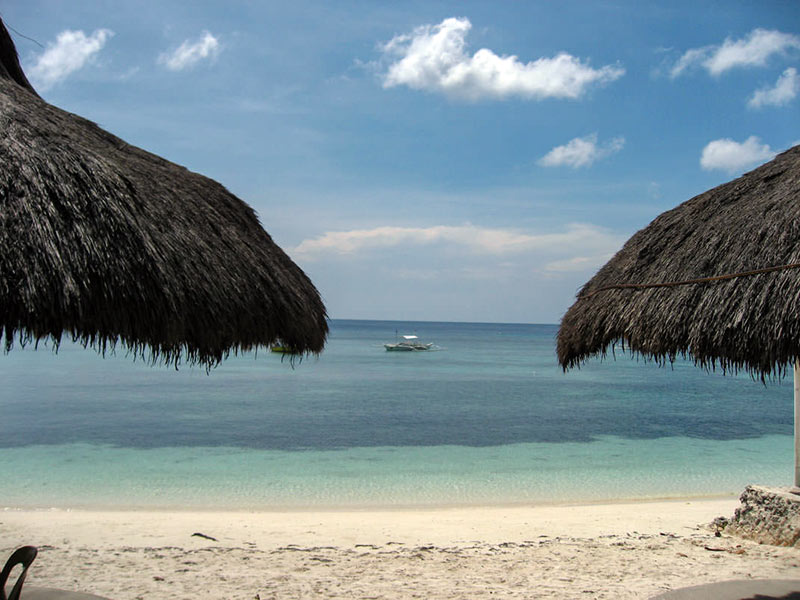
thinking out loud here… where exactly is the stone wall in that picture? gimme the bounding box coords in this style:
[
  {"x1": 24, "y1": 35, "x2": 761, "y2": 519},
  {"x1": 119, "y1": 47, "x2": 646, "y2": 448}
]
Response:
[{"x1": 724, "y1": 485, "x2": 800, "y2": 547}]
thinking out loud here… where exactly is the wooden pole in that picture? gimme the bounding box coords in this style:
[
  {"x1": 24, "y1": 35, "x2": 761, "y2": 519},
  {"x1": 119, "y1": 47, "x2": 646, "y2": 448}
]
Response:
[{"x1": 795, "y1": 361, "x2": 800, "y2": 488}]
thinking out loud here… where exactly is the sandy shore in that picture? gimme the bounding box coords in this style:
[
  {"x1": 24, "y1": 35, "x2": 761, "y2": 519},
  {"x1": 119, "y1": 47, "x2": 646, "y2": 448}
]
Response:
[{"x1": 3, "y1": 498, "x2": 799, "y2": 599}]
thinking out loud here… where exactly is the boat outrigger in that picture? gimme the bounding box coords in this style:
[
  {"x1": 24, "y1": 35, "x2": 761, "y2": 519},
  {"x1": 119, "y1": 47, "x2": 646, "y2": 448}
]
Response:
[{"x1": 384, "y1": 334, "x2": 433, "y2": 352}]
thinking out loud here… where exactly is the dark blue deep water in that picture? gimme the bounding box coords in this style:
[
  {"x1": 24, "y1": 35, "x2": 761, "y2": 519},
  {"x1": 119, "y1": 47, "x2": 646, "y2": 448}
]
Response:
[{"x1": 0, "y1": 320, "x2": 792, "y2": 508}]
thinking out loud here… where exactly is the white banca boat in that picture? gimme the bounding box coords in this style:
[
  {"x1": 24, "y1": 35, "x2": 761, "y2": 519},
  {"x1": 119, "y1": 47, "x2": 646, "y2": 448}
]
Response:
[{"x1": 384, "y1": 334, "x2": 433, "y2": 352}]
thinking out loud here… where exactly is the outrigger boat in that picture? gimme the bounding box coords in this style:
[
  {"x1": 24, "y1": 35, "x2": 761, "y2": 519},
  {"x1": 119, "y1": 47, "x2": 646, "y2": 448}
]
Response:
[
  {"x1": 269, "y1": 344, "x2": 293, "y2": 353},
  {"x1": 384, "y1": 334, "x2": 433, "y2": 352}
]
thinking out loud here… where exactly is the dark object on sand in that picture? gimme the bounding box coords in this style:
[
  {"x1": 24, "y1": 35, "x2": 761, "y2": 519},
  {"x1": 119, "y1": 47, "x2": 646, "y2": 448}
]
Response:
[
  {"x1": 648, "y1": 578, "x2": 800, "y2": 599},
  {"x1": 1, "y1": 546, "x2": 37, "y2": 600}
]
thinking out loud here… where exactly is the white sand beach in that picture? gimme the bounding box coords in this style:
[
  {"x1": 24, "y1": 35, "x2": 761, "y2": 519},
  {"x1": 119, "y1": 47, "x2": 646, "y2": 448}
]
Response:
[{"x1": 3, "y1": 497, "x2": 799, "y2": 599}]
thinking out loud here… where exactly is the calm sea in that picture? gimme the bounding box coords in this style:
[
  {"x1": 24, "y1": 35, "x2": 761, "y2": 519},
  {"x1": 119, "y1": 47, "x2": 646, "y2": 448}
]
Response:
[{"x1": 0, "y1": 320, "x2": 792, "y2": 509}]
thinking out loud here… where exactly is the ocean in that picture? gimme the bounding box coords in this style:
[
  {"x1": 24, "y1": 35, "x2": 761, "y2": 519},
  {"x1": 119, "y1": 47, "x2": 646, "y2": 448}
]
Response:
[{"x1": 0, "y1": 319, "x2": 792, "y2": 509}]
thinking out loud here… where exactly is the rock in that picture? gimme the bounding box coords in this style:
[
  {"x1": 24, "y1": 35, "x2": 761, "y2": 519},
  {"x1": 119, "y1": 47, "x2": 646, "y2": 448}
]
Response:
[
  {"x1": 725, "y1": 485, "x2": 800, "y2": 547},
  {"x1": 710, "y1": 516, "x2": 729, "y2": 533}
]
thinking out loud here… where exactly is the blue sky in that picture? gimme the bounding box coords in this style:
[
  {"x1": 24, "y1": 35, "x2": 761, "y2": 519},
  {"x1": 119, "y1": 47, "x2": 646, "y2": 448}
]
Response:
[{"x1": 4, "y1": 1, "x2": 799, "y2": 324}]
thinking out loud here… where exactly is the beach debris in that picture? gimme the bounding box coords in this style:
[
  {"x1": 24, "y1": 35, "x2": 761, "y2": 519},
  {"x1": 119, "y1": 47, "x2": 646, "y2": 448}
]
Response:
[
  {"x1": 191, "y1": 532, "x2": 218, "y2": 541},
  {"x1": 710, "y1": 516, "x2": 730, "y2": 537},
  {"x1": 274, "y1": 546, "x2": 337, "y2": 553}
]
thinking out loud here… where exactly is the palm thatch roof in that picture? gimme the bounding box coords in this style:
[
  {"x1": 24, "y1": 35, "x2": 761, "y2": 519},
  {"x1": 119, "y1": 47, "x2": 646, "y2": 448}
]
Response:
[
  {"x1": 0, "y1": 19, "x2": 327, "y2": 367},
  {"x1": 557, "y1": 144, "x2": 800, "y2": 380}
]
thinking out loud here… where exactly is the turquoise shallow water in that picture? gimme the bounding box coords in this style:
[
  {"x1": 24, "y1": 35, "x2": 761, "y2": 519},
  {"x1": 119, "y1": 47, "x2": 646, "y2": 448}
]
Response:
[
  {"x1": 0, "y1": 320, "x2": 792, "y2": 509},
  {"x1": 0, "y1": 436, "x2": 790, "y2": 509}
]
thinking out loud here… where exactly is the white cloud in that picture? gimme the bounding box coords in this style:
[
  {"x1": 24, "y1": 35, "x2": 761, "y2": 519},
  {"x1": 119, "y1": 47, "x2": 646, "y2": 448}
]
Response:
[
  {"x1": 294, "y1": 220, "x2": 630, "y2": 322},
  {"x1": 748, "y1": 67, "x2": 800, "y2": 108},
  {"x1": 669, "y1": 47, "x2": 711, "y2": 78},
  {"x1": 700, "y1": 136, "x2": 776, "y2": 173},
  {"x1": 117, "y1": 66, "x2": 141, "y2": 81},
  {"x1": 158, "y1": 31, "x2": 220, "y2": 71},
  {"x1": 380, "y1": 17, "x2": 624, "y2": 101},
  {"x1": 647, "y1": 181, "x2": 662, "y2": 200},
  {"x1": 671, "y1": 29, "x2": 800, "y2": 78},
  {"x1": 292, "y1": 223, "x2": 621, "y2": 263},
  {"x1": 544, "y1": 253, "x2": 614, "y2": 273},
  {"x1": 28, "y1": 28, "x2": 113, "y2": 90},
  {"x1": 538, "y1": 134, "x2": 625, "y2": 168}
]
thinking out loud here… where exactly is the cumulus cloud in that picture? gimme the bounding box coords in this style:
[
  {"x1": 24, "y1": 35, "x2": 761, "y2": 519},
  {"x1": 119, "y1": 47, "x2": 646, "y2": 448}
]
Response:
[
  {"x1": 158, "y1": 31, "x2": 220, "y2": 71},
  {"x1": 671, "y1": 28, "x2": 800, "y2": 78},
  {"x1": 748, "y1": 67, "x2": 800, "y2": 108},
  {"x1": 538, "y1": 134, "x2": 625, "y2": 168},
  {"x1": 669, "y1": 47, "x2": 709, "y2": 79},
  {"x1": 380, "y1": 17, "x2": 624, "y2": 100},
  {"x1": 28, "y1": 28, "x2": 113, "y2": 90},
  {"x1": 700, "y1": 136, "x2": 776, "y2": 173},
  {"x1": 293, "y1": 223, "x2": 620, "y2": 264}
]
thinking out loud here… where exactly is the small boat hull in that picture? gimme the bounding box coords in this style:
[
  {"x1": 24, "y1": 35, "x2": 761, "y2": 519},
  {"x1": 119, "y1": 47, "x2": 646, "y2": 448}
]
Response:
[{"x1": 384, "y1": 342, "x2": 433, "y2": 351}]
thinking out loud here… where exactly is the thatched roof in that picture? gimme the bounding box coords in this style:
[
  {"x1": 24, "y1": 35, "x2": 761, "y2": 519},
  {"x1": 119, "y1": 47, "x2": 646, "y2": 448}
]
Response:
[
  {"x1": 0, "y1": 19, "x2": 327, "y2": 366},
  {"x1": 557, "y1": 144, "x2": 800, "y2": 380}
]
